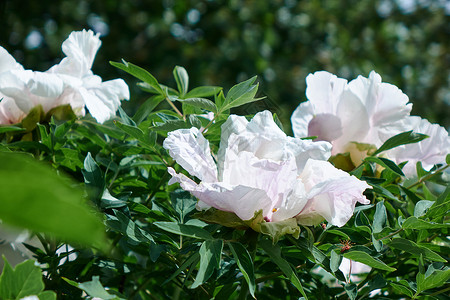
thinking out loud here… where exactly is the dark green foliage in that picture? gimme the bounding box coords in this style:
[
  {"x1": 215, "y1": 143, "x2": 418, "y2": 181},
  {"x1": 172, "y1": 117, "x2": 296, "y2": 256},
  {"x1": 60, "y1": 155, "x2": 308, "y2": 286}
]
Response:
[{"x1": 0, "y1": 64, "x2": 448, "y2": 300}]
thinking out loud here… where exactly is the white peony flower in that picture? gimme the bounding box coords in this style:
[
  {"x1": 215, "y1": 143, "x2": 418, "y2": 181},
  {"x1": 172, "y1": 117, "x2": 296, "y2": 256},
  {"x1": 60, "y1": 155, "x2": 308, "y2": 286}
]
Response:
[
  {"x1": 163, "y1": 111, "x2": 370, "y2": 227},
  {"x1": 48, "y1": 29, "x2": 130, "y2": 123},
  {"x1": 291, "y1": 71, "x2": 411, "y2": 156},
  {"x1": 291, "y1": 70, "x2": 449, "y2": 176},
  {"x1": 0, "y1": 30, "x2": 129, "y2": 125}
]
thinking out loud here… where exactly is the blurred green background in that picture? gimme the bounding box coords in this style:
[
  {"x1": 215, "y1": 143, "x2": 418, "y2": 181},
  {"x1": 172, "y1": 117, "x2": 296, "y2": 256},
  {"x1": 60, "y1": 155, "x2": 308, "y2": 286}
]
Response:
[{"x1": 1, "y1": 0, "x2": 449, "y2": 132}]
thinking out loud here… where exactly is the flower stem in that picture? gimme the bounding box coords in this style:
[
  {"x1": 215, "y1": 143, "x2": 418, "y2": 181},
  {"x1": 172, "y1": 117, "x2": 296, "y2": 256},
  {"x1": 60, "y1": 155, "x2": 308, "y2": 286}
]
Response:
[{"x1": 406, "y1": 164, "x2": 449, "y2": 189}]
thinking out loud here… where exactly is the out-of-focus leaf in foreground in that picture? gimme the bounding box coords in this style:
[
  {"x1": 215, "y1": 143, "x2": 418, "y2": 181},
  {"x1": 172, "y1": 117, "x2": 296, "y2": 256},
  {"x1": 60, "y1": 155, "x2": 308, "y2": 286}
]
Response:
[{"x1": 0, "y1": 152, "x2": 106, "y2": 249}]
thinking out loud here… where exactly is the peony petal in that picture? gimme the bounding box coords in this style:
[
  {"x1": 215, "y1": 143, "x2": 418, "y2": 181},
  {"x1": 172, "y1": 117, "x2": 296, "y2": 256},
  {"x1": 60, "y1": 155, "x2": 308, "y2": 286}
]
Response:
[
  {"x1": 388, "y1": 116, "x2": 450, "y2": 176},
  {"x1": 167, "y1": 167, "x2": 272, "y2": 221},
  {"x1": 221, "y1": 110, "x2": 331, "y2": 174},
  {"x1": 333, "y1": 90, "x2": 370, "y2": 153},
  {"x1": 0, "y1": 46, "x2": 24, "y2": 73},
  {"x1": 305, "y1": 71, "x2": 348, "y2": 114},
  {"x1": 297, "y1": 160, "x2": 370, "y2": 227},
  {"x1": 271, "y1": 178, "x2": 308, "y2": 222},
  {"x1": 49, "y1": 29, "x2": 101, "y2": 78},
  {"x1": 222, "y1": 148, "x2": 298, "y2": 213},
  {"x1": 291, "y1": 101, "x2": 315, "y2": 138},
  {"x1": 0, "y1": 70, "x2": 65, "y2": 113},
  {"x1": 285, "y1": 136, "x2": 331, "y2": 171},
  {"x1": 163, "y1": 128, "x2": 218, "y2": 182},
  {"x1": 347, "y1": 71, "x2": 412, "y2": 146},
  {"x1": 0, "y1": 96, "x2": 26, "y2": 124}
]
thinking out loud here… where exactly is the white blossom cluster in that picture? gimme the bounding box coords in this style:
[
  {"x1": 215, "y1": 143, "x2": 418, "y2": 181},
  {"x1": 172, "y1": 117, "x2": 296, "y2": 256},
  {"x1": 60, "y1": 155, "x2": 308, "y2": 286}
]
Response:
[
  {"x1": 164, "y1": 71, "x2": 449, "y2": 228},
  {"x1": 291, "y1": 71, "x2": 450, "y2": 176},
  {"x1": 164, "y1": 111, "x2": 370, "y2": 227},
  {"x1": 0, "y1": 30, "x2": 129, "y2": 124}
]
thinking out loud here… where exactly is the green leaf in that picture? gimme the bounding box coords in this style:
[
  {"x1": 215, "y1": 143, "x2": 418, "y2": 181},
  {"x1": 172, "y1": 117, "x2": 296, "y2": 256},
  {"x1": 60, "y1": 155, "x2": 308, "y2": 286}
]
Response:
[
  {"x1": 426, "y1": 186, "x2": 450, "y2": 220},
  {"x1": 162, "y1": 253, "x2": 200, "y2": 285},
  {"x1": 0, "y1": 153, "x2": 106, "y2": 248},
  {"x1": 170, "y1": 190, "x2": 197, "y2": 223},
  {"x1": 417, "y1": 268, "x2": 450, "y2": 294},
  {"x1": 21, "y1": 105, "x2": 44, "y2": 131},
  {"x1": 107, "y1": 210, "x2": 154, "y2": 244},
  {"x1": 402, "y1": 216, "x2": 450, "y2": 230},
  {"x1": 368, "y1": 183, "x2": 398, "y2": 201},
  {"x1": 373, "y1": 201, "x2": 387, "y2": 234},
  {"x1": 152, "y1": 119, "x2": 189, "y2": 132},
  {"x1": 416, "y1": 161, "x2": 429, "y2": 178},
  {"x1": 343, "y1": 251, "x2": 396, "y2": 272},
  {"x1": 228, "y1": 242, "x2": 256, "y2": 298},
  {"x1": 414, "y1": 200, "x2": 435, "y2": 218},
  {"x1": 259, "y1": 239, "x2": 308, "y2": 299},
  {"x1": 110, "y1": 60, "x2": 163, "y2": 94},
  {"x1": 45, "y1": 104, "x2": 77, "y2": 121},
  {"x1": 173, "y1": 65, "x2": 189, "y2": 96},
  {"x1": 176, "y1": 97, "x2": 217, "y2": 112},
  {"x1": 364, "y1": 156, "x2": 404, "y2": 176},
  {"x1": 344, "y1": 283, "x2": 357, "y2": 300},
  {"x1": 400, "y1": 185, "x2": 421, "y2": 204},
  {"x1": 55, "y1": 148, "x2": 84, "y2": 171},
  {"x1": 63, "y1": 276, "x2": 122, "y2": 299},
  {"x1": 390, "y1": 282, "x2": 413, "y2": 297},
  {"x1": 0, "y1": 125, "x2": 25, "y2": 133},
  {"x1": 114, "y1": 120, "x2": 144, "y2": 140},
  {"x1": 372, "y1": 130, "x2": 428, "y2": 156},
  {"x1": 38, "y1": 290, "x2": 57, "y2": 300},
  {"x1": 387, "y1": 238, "x2": 446, "y2": 262},
  {"x1": 221, "y1": 76, "x2": 262, "y2": 110},
  {"x1": 81, "y1": 153, "x2": 105, "y2": 202},
  {"x1": 0, "y1": 258, "x2": 49, "y2": 299},
  {"x1": 154, "y1": 222, "x2": 213, "y2": 240},
  {"x1": 330, "y1": 250, "x2": 342, "y2": 273},
  {"x1": 132, "y1": 95, "x2": 164, "y2": 124},
  {"x1": 185, "y1": 86, "x2": 222, "y2": 98},
  {"x1": 191, "y1": 239, "x2": 223, "y2": 288}
]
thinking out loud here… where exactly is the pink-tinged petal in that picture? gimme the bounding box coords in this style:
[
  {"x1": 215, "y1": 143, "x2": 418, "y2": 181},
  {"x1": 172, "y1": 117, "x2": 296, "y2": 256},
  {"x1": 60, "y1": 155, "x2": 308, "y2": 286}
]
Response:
[
  {"x1": 0, "y1": 46, "x2": 24, "y2": 73},
  {"x1": 285, "y1": 137, "x2": 331, "y2": 171},
  {"x1": 347, "y1": 71, "x2": 412, "y2": 146},
  {"x1": 218, "y1": 111, "x2": 288, "y2": 177},
  {"x1": 388, "y1": 117, "x2": 450, "y2": 176},
  {"x1": 307, "y1": 113, "x2": 343, "y2": 142},
  {"x1": 0, "y1": 96, "x2": 26, "y2": 124},
  {"x1": 271, "y1": 178, "x2": 308, "y2": 222},
  {"x1": 163, "y1": 128, "x2": 218, "y2": 182},
  {"x1": 0, "y1": 70, "x2": 33, "y2": 112},
  {"x1": 222, "y1": 110, "x2": 332, "y2": 173},
  {"x1": 291, "y1": 101, "x2": 314, "y2": 138},
  {"x1": 222, "y1": 148, "x2": 298, "y2": 206},
  {"x1": 297, "y1": 160, "x2": 370, "y2": 227},
  {"x1": 194, "y1": 183, "x2": 273, "y2": 221},
  {"x1": 305, "y1": 71, "x2": 348, "y2": 114},
  {"x1": 167, "y1": 167, "x2": 272, "y2": 220},
  {"x1": 49, "y1": 29, "x2": 101, "y2": 78},
  {"x1": 333, "y1": 90, "x2": 370, "y2": 153},
  {"x1": 0, "y1": 70, "x2": 64, "y2": 113}
]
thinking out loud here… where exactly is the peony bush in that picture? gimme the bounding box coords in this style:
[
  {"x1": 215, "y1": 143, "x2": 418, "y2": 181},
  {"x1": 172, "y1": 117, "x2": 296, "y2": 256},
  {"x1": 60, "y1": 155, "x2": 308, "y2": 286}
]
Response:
[{"x1": 0, "y1": 30, "x2": 449, "y2": 300}]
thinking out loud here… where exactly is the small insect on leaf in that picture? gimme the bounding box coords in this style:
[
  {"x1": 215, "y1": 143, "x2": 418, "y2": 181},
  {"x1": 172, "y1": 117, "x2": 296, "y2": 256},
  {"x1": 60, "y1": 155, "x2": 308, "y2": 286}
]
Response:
[{"x1": 340, "y1": 239, "x2": 355, "y2": 253}]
